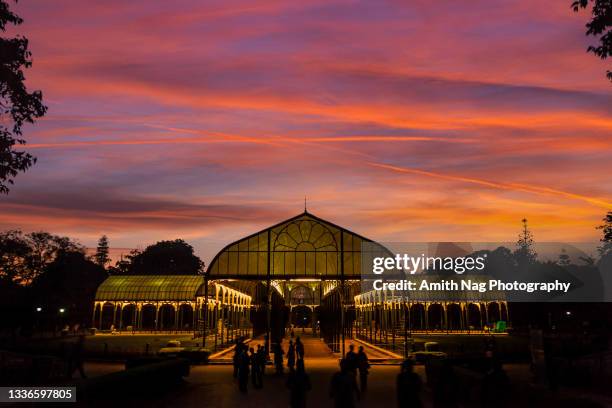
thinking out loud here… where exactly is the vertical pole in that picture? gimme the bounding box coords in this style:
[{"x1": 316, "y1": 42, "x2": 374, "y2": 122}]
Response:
[
  {"x1": 214, "y1": 304, "x2": 218, "y2": 350},
  {"x1": 119, "y1": 304, "x2": 123, "y2": 331},
  {"x1": 266, "y1": 230, "x2": 271, "y2": 353},
  {"x1": 203, "y1": 275, "x2": 209, "y2": 345},
  {"x1": 340, "y1": 231, "x2": 345, "y2": 357},
  {"x1": 403, "y1": 301, "x2": 408, "y2": 358},
  {"x1": 99, "y1": 303, "x2": 104, "y2": 329},
  {"x1": 92, "y1": 302, "x2": 97, "y2": 330}
]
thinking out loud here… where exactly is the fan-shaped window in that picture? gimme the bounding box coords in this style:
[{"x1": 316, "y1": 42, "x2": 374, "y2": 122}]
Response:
[{"x1": 206, "y1": 212, "x2": 384, "y2": 279}]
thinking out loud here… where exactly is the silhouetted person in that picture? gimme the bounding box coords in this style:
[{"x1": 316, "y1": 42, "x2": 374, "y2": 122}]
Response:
[
  {"x1": 357, "y1": 346, "x2": 370, "y2": 392},
  {"x1": 233, "y1": 340, "x2": 243, "y2": 378},
  {"x1": 67, "y1": 335, "x2": 86, "y2": 379},
  {"x1": 432, "y1": 361, "x2": 458, "y2": 408},
  {"x1": 344, "y1": 344, "x2": 358, "y2": 373},
  {"x1": 237, "y1": 347, "x2": 250, "y2": 393},
  {"x1": 273, "y1": 341, "x2": 284, "y2": 375},
  {"x1": 288, "y1": 340, "x2": 296, "y2": 372},
  {"x1": 256, "y1": 344, "x2": 267, "y2": 377},
  {"x1": 287, "y1": 359, "x2": 311, "y2": 408},
  {"x1": 396, "y1": 359, "x2": 421, "y2": 408},
  {"x1": 295, "y1": 336, "x2": 305, "y2": 359},
  {"x1": 329, "y1": 359, "x2": 360, "y2": 408},
  {"x1": 249, "y1": 346, "x2": 263, "y2": 389}
]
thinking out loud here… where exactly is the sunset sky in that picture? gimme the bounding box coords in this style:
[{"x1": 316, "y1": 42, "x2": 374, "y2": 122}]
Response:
[{"x1": 1, "y1": 0, "x2": 611, "y2": 263}]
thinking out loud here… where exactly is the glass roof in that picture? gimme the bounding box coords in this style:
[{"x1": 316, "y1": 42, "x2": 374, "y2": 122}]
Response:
[
  {"x1": 95, "y1": 275, "x2": 205, "y2": 301},
  {"x1": 207, "y1": 212, "x2": 392, "y2": 279}
]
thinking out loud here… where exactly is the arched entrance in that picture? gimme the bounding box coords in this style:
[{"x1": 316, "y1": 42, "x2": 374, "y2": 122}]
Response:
[
  {"x1": 410, "y1": 303, "x2": 425, "y2": 330},
  {"x1": 446, "y1": 303, "x2": 462, "y2": 330},
  {"x1": 159, "y1": 304, "x2": 176, "y2": 330},
  {"x1": 427, "y1": 303, "x2": 444, "y2": 331},
  {"x1": 291, "y1": 305, "x2": 313, "y2": 327},
  {"x1": 487, "y1": 302, "x2": 501, "y2": 324},
  {"x1": 101, "y1": 302, "x2": 115, "y2": 330},
  {"x1": 141, "y1": 304, "x2": 156, "y2": 329},
  {"x1": 467, "y1": 303, "x2": 482, "y2": 329},
  {"x1": 178, "y1": 303, "x2": 194, "y2": 330},
  {"x1": 121, "y1": 303, "x2": 137, "y2": 329}
]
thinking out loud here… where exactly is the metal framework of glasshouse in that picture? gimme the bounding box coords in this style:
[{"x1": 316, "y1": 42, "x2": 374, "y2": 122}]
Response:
[{"x1": 92, "y1": 211, "x2": 509, "y2": 355}]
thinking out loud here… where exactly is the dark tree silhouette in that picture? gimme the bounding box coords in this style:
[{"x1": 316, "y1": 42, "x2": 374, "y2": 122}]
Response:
[
  {"x1": 31, "y1": 251, "x2": 108, "y2": 327},
  {"x1": 572, "y1": 0, "x2": 612, "y2": 82},
  {"x1": 0, "y1": 0, "x2": 47, "y2": 193},
  {"x1": 118, "y1": 239, "x2": 204, "y2": 275},
  {"x1": 0, "y1": 229, "x2": 30, "y2": 283},
  {"x1": 0, "y1": 230, "x2": 83, "y2": 284},
  {"x1": 597, "y1": 210, "x2": 612, "y2": 256},
  {"x1": 94, "y1": 235, "x2": 110, "y2": 267},
  {"x1": 514, "y1": 218, "x2": 537, "y2": 267}
]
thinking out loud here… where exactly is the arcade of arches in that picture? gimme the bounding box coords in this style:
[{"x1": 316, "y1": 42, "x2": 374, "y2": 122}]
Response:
[{"x1": 93, "y1": 212, "x2": 509, "y2": 354}]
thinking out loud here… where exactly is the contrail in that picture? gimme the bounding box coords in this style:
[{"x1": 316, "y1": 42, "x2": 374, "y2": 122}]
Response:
[{"x1": 368, "y1": 162, "x2": 612, "y2": 209}]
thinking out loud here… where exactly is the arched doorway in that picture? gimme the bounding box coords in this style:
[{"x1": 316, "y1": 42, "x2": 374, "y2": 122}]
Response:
[
  {"x1": 178, "y1": 304, "x2": 194, "y2": 330},
  {"x1": 121, "y1": 304, "x2": 137, "y2": 329},
  {"x1": 487, "y1": 302, "x2": 501, "y2": 324},
  {"x1": 141, "y1": 304, "x2": 156, "y2": 329},
  {"x1": 446, "y1": 303, "x2": 462, "y2": 330},
  {"x1": 427, "y1": 303, "x2": 444, "y2": 330},
  {"x1": 159, "y1": 304, "x2": 176, "y2": 330},
  {"x1": 101, "y1": 302, "x2": 115, "y2": 330},
  {"x1": 409, "y1": 303, "x2": 425, "y2": 330},
  {"x1": 291, "y1": 305, "x2": 313, "y2": 327},
  {"x1": 467, "y1": 303, "x2": 482, "y2": 329}
]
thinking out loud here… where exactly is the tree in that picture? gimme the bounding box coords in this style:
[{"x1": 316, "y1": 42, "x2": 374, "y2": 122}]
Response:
[
  {"x1": 597, "y1": 210, "x2": 612, "y2": 256},
  {"x1": 31, "y1": 251, "x2": 108, "y2": 328},
  {"x1": 0, "y1": 230, "x2": 83, "y2": 284},
  {"x1": 572, "y1": 0, "x2": 612, "y2": 82},
  {"x1": 122, "y1": 239, "x2": 204, "y2": 275},
  {"x1": 514, "y1": 218, "x2": 537, "y2": 267},
  {"x1": 94, "y1": 235, "x2": 110, "y2": 267},
  {"x1": 0, "y1": 0, "x2": 47, "y2": 193},
  {"x1": 26, "y1": 231, "x2": 83, "y2": 280},
  {"x1": 0, "y1": 229, "x2": 30, "y2": 283}
]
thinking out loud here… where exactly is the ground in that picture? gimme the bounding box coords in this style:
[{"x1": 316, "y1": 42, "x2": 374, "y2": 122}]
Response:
[
  {"x1": 4, "y1": 331, "x2": 611, "y2": 407},
  {"x1": 75, "y1": 332, "x2": 612, "y2": 408}
]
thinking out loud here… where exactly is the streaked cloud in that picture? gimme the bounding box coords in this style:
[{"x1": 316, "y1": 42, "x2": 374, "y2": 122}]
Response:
[{"x1": 1, "y1": 0, "x2": 610, "y2": 262}]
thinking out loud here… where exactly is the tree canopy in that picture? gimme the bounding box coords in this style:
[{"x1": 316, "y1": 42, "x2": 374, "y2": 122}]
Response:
[
  {"x1": 0, "y1": 0, "x2": 47, "y2": 193},
  {"x1": 94, "y1": 235, "x2": 110, "y2": 267},
  {"x1": 0, "y1": 230, "x2": 83, "y2": 284},
  {"x1": 30, "y1": 251, "x2": 108, "y2": 326},
  {"x1": 572, "y1": 0, "x2": 612, "y2": 82},
  {"x1": 110, "y1": 239, "x2": 204, "y2": 275}
]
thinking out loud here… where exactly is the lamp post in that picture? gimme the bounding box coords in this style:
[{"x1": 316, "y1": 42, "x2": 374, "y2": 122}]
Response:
[
  {"x1": 59, "y1": 308, "x2": 66, "y2": 335},
  {"x1": 35, "y1": 307, "x2": 42, "y2": 337}
]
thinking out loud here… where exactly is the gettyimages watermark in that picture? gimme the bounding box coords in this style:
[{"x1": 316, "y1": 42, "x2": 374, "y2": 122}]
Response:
[{"x1": 360, "y1": 242, "x2": 612, "y2": 302}]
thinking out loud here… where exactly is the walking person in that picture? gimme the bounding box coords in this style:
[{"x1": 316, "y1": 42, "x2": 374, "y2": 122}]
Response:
[
  {"x1": 256, "y1": 344, "x2": 267, "y2": 377},
  {"x1": 329, "y1": 359, "x2": 360, "y2": 408},
  {"x1": 233, "y1": 340, "x2": 243, "y2": 379},
  {"x1": 357, "y1": 346, "x2": 370, "y2": 392},
  {"x1": 344, "y1": 344, "x2": 358, "y2": 374},
  {"x1": 396, "y1": 360, "x2": 422, "y2": 408},
  {"x1": 286, "y1": 359, "x2": 312, "y2": 408},
  {"x1": 287, "y1": 339, "x2": 296, "y2": 373},
  {"x1": 249, "y1": 346, "x2": 263, "y2": 389},
  {"x1": 273, "y1": 341, "x2": 284, "y2": 375},
  {"x1": 237, "y1": 347, "x2": 250, "y2": 393},
  {"x1": 295, "y1": 336, "x2": 305, "y2": 359}
]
